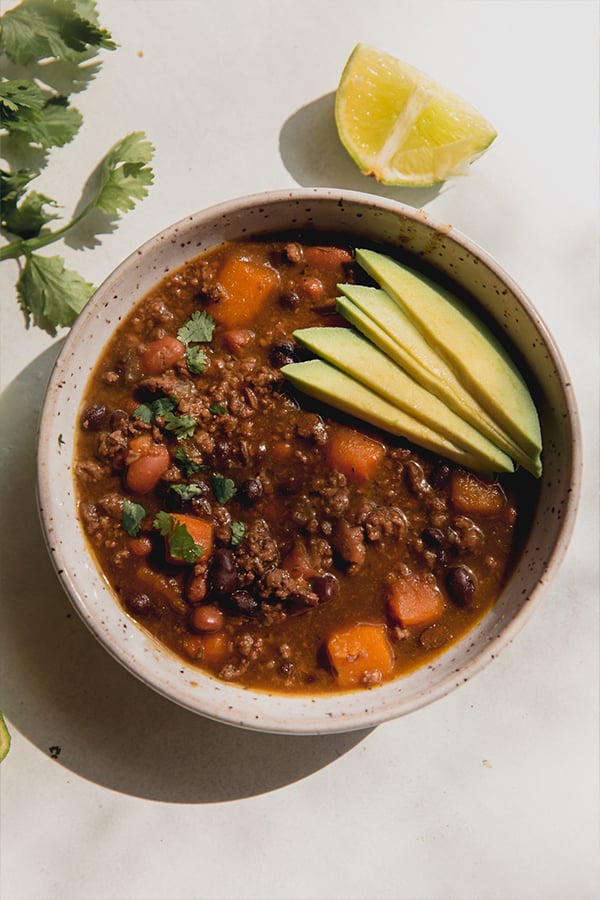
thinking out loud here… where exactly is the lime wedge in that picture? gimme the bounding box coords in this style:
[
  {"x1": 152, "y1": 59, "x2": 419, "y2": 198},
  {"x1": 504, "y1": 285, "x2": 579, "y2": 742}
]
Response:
[
  {"x1": 0, "y1": 711, "x2": 10, "y2": 762},
  {"x1": 335, "y1": 44, "x2": 497, "y2": 186}
]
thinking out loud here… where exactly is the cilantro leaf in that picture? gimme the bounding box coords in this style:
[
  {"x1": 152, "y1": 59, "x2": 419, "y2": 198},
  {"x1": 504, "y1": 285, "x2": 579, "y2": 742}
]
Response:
[
  {"x1": 231, "y1": 521, "x2": 247, "y2": 546},
  {"x1": 2, "y1": 190, "x2": 60, "y2": 239},
  {"x1": 91, "y1": 132, "x2": 155, "y2": 216},
  {"x1": 211, "y1": 473, "x2": 236, "y2": 505},
  {"x1": 185, "y1": 345, "x2": 208, "y2": 375},
  {"x1": 170, "y1": 483, "x2": 206, "y2": 501},
  {"x1": 0, "y1": 79, "x2": 45, "y2": 117},
  {"x1": 152, "y1": 511, "x2": 204, "y2": 563},
  {"x1": 132, "y1": 403, "x2": 153, "y2": 424},
  {"x1": 210, "y1": 403, "x2": 227, "y2": 416},
  {"x1": 133, "y1": 396, "x2": 176, "y2": 424},
  {"x1": 152, "y1": 510, "x2": 173, "y2": 537},
  {"x1": 16, "y1": 252, "x2": 93, "y2": 334},
  {"x1": 0, "y1": 0, "x2": 116, "y2": 65},
  {"x1": 163, "y1": 410, "x2": 197, "y2": 439},
  {"x1": 0, "y1": 168, "x2": 38, "y2": 205},
  {"x1": 122, "y1": 498, "x2": 146, "y2": 537},
  {"x1": 174, "y1": 447, "x2": 206, "y2": 477},
  {"x1": 177, "y1": 310, "x2": 216, "y2": 344}
]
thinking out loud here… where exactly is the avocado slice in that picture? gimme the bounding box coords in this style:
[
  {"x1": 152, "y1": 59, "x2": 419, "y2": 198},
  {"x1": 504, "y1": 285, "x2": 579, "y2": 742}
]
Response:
[
  {"x1": 282, "y1": 359, "x2": 510, "y2": 473},
  {"x1": 293, "y1": 326, "x2": 513, "y2": 474},
  {"x1": 354, "y1": 249, "x2": 543, "y2": 463},
  {"x1": 336, "y1": 287, "x2": 541, "y2": 477}
]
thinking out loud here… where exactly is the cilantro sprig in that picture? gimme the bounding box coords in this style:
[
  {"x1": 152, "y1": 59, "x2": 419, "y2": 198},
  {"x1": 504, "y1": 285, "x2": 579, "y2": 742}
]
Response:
[
  {"x1": 0, "y1": 1, "x2": 154, "y2": 336},
  {"x1": 133, "y1": 395, "x2": 198, "y2": 440},
  {"x1": 153, "y1": 511, "x2": 204, "y2": 563},
  {"x1": 177, "y1": 310, "x2": 216, "y2": 375}
]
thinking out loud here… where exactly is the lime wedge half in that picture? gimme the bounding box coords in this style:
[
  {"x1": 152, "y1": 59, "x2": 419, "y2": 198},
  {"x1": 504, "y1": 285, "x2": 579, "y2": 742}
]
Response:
[{"x1": 335, "y1": 44, "x2": 497, "y2": 186}]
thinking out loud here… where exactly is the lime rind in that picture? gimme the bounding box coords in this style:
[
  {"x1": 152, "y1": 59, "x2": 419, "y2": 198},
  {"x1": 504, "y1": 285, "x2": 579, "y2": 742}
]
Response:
[{"x1": 0, "y1": 711, "x2": 11, "y2": 762}]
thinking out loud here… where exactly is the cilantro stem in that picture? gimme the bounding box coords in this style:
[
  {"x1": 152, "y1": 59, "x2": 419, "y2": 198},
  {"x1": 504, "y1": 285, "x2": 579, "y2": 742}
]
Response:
[{"x1": 0, "y1": 206, "x2": 89, "y2": 260}]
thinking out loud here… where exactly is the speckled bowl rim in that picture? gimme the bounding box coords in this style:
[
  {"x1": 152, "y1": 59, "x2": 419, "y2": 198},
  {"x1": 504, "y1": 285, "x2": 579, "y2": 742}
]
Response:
[{"x1": 36, "y1": 188, "x2": 582, "y2": 734}]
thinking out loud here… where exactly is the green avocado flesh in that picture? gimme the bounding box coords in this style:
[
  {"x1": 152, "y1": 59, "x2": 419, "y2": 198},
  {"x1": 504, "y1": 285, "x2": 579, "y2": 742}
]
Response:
[
  {"x1": 354, "y1": 248, "x2": 542, "y2": 467},
  {"x1": 281, "y1": 359, "x2": 505, "y2": 472},
  {"x1": 293, "y1": 326, "x2": 514, "y2": 474},
  {"x1": 336, "y1": 286, "x2": 541, "y2": 476}
]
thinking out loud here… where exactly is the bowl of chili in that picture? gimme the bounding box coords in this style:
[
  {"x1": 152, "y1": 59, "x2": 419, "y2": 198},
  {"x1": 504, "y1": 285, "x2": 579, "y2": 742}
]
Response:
[{"x1": 36, "y1": 188, "x2": 581, "y2": 734}]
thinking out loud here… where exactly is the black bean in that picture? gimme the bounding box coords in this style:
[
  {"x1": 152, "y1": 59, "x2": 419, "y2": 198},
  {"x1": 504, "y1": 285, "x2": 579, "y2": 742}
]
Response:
[
  {"x1": 81, "y1": 404, "x2": 107, "y2": 431},
  {"x1": 229, "y1": 589, "x2": 259, "y2": 615},
  {"x1": 422, "y1": 526, "x2": 446, "y2": 549},
  {"x1": 238, "y1": 477, "x2": 263, "y2": 506},
  {"x1": 210, "y1": 547, "x2": 238, "y2": 595},
  {"x1": 430, "y1": 463, "x2": 451, "y2": 488},
  {"x1": 311, "y1": 573, "x2": 339, "y2": 603},
  {"x1": 279, "y1": 291, "x2": 301, "y2": 310},
  {"x1": 270, "y1": 340, "x2": 296, "y2": 368},
  {"x1": 124, "y1": 592, "x2": 154, "y2": 617},
  {"x1": 446, "y1": 565, "x2": 476, "y2": 607}
]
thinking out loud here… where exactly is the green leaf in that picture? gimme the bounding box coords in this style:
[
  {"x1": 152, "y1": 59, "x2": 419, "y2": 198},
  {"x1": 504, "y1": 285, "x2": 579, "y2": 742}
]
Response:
[
  {"x1": 122, "y1": 498, "x2": 146, "y2": 537},
  {"x1": 211, "y1": 473, "x2": 236, "y2": 505},
  {"x1": 132, "y1": 403, "x2": 153, "y2": 424},
  {"x1": 209, "y1": 402, "x2": 227, "y2": 416},
  {"x1": 0, "y1": 79, "x2": 46, "y2": 116},
  {"x1": 0, "y1": 168, "x2": 38, "y2": 205},
  {"x1": 0, "y1": 0, "x2": 116, "y2": 65},
  {"x1": 3, "y1": 95, "x2": 83, "y2": 148},
  {"x1": 178, "y1": 310, "x2": 216, "y2": 344},
  {"x1": 163, "y1": 410, "x2": 197, "y2": 439},
  {"x1": 16, "y1": 252, "x2": 93, "y2": 334},
  {"x1": 152, "y1": 511, "x2": 204, "y2": 562},
  {"x1": 133, "y1": 396, "x2": 176, "y2": 424},
  {"x1": 92, "y1": 132, "x2": 155, "y2": 216},
  {"x1": 170, "y1": 483, "x2": 206, "y2": 501},
  {"x1": 152, "y1": 510, "x2": 173, "y2": 537},
  {"x1": 174, "y1": 447, "x2": 206, "y2": 477},
  {"x1": 2, "y1": 190, "x2": 60, "y2": 239},
  {"x1": 230, "y1": 521, "x2": 246, "y2": 546},
  {"x1": 0, "y1": 710, "x2": 10, "y2": 763},
  {"x1": 185, "y1": 345, "x2": 208, "y2": 375}
]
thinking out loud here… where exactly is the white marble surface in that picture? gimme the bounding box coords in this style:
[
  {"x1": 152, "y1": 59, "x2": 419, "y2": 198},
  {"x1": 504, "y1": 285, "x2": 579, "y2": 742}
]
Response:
[{"x1": 1, "y1": 2, "x2": 598, "y2": 899}]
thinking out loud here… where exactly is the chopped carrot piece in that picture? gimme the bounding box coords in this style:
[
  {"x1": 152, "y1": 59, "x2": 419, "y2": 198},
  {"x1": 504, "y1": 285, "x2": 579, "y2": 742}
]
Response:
[
  {"x1": 181, "y1": 631, "x2": 229, "y2": 666},
  {"x1": 303, "y1": 246, "x2": 353, "y2": 269},
  {"x1": 212, "y1": 256, "x2": 279, "y2": 327},
  {"x1": 326, "y1": 424, "x2": 385, "y2": 484},
  {"x1": 387, "y1": 575, "x2": 445, "y2": 628},
  {"x1": 326, "y1": 623, "x2": 394, "y2": 688},
  {"x1": 166, "y1": 514, "x2": 214, "y2": 564},
  {"x1": 450, "y1": 471, "x2": 507, "y2": 516},
  {"x1": 271, "y1": 440, "x2": 293, "y2": 461}
]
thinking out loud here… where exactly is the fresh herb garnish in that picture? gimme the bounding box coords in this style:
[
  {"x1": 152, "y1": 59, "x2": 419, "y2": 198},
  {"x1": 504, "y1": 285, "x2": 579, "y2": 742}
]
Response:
[
  {"x1": 178, "y1": 310, "x2": 216, "y2": 344},
  {"x1": 230, "y1": 521, "x2": 247, "y2": 546},
  {"x1": 211, "y1": 473, "x2": 237, "y2": 505},
  {"x1": 133, "y1": 396, "x2": 177, "y2": 424},
  {"x1": 185, "y1": 345, "x2": 208, "y2": 375},
  {"x1": 170, "y1": 483, "x2": 206, "y2": 501},
  {"x1": 0, "y1": 1, "x2": 154, "y2": 335},
  {"x1": 163, "y1": 410, "x2": 197, "y2": 439},
  {"x1": 122, "y1": 499, "x2": 147, "y2": 537},
  {"x1": 153, "y1": 511, "x2": 204, "y2": 563},
  {"x1": 174, "y1": 447, "x2": 206, "y2": 477},
  {"x1": 210, "y1": 402, "x2": 227, "y2": 416}
]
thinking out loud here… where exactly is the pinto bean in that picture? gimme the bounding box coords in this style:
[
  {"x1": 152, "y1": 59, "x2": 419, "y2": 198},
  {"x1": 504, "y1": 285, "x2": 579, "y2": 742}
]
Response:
[
  {"x1": 125, "y1": 441, "x2": 170, "y2": 494},
  {"x1": 139, "y1": 335, "x2": 186, "y2": 375},
  {"x1": 189, "y1": 604, "x2": 224, "y2": 633}
]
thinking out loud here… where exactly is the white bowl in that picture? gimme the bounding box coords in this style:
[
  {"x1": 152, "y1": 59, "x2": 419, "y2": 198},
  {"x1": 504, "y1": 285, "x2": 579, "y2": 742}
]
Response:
[{"x1": 36, "y1": 188, "x2": 582, "y2": 734}]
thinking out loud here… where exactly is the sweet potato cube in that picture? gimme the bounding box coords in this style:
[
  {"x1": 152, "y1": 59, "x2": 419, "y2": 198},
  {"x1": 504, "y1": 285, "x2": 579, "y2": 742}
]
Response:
[
  {"x1": 213, "y1": 256, "x2": 279, "y2": 327},
  {"x1": 387, "y1": 575, "x2": 445, "y2": 628},
  {"x1": 326, "y1": 424, "x2": 385, "y2": 484},
  {"x1": 326, "y1": 623, "x2": 394, "y2": 688},
  {"x1": 450, "y1": 471, "x2": 507, "y2": 516},
  {"x1": 166, "y1": 514, "x2": 214, "y2": 564}
]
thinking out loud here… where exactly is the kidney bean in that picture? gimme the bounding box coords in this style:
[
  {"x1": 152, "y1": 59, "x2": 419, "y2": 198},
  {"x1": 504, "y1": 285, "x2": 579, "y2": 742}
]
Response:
[
  {"x1": 422, "y1": 527, "x2": 446, "y2": 549},
  {"x1": 210, "y1": 547, "x2": 238, "y2": 595},
  {"x1": 189, "y1": 604, "x2": 224, "y2": 634},
  {"x1": 139, "y1": 335, "x2": 186, "y2": 375},
  {"x1": 446, "y1": 565, "x2": 476, "y2": 607},
  {"x1": 302, "y1": 246, "x2": 353, "y2": 268},
  {"x1": 81, "y1": 404, "x2": 107, "y2": 431},
  {"x1": 279, "y1": 291, "x2": 301, "y2": 310},
  {"x1": 238, "y1": 477, "x2": 263, "y2": 506},
  {"x1": 128, "y1": 535, "x2": 153, "y2": 557},
  {"x1": 298, "y1": 275, "x2": 324, "y2": 300},
  {"x1": 213, "y1": 438, "x2": 234, "y2": 468}
]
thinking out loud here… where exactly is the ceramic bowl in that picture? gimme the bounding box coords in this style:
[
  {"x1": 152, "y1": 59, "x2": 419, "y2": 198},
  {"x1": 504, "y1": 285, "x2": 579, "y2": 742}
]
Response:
[{"x1": 36, "y1": 188, "x2": 581, "y2": 734}]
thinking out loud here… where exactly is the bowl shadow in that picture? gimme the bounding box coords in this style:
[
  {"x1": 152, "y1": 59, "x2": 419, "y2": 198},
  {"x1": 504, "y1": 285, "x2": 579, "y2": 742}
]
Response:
[
  {"x1": 278, "y1": 92, "x2": 443, "y2": 205},
  {"x1": 0, "y1": 345, "x2": 370, "y2": 803}
]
